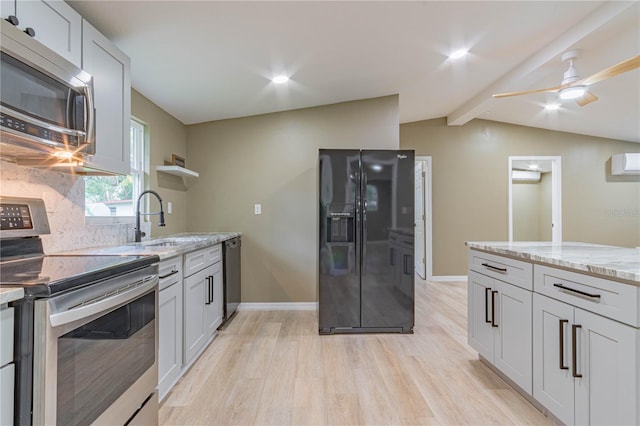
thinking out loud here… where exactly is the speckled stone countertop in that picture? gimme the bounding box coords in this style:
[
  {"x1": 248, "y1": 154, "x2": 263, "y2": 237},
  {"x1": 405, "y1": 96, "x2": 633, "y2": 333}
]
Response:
[
  {"x1": 59, "y1": 232, "x2": 241, "y2": 261},
  {"x1": 466, "y1": 241, "x2": 640, "y2": 284},
  {"x1": 1, "y1": 287, "x2": 24, "y2": 304}
]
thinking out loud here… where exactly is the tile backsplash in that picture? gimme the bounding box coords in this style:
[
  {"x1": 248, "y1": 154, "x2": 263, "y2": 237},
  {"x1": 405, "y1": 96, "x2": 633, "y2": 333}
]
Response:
[{"x1": 1, "y1": 160, "x2": 135, "y2": 253}]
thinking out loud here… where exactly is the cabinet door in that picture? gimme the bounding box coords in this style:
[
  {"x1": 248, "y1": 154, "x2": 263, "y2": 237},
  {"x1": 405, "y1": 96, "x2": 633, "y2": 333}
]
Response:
[
  {"x1": 0, "y1": 363, "x2": 14, "y2": 425},
  {"x1": 15, "y1": 0, "x2": 81, "y2": 66},
  {"x1": 574, "y1": 308, "x2": 639, "y2": 426},
  {"x1": 204, "y1": 262, "x2": 223, "y2": 338},
  {"x1": 467, "y1": 271, "x2": 495, "y2": 361},
  {"x1": 158, "y1": 281, "x2": 183, "y2": 401},
  {"x1": 494, "y1": 280, "x2": 532, "y2": 394},
  {"x1": 533, "y1": 293, "x2": 575, "y2": 425},
  {"x1": 183, "y1": 268, "x2": 207, "y2": 365},
  {"x1": 81, "y1": 20, "x2": 131, "y2": 175}
]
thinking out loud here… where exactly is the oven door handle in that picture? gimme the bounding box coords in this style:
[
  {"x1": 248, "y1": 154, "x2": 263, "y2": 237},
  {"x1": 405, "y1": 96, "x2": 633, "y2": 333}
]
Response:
[{"x1": 49, "y1": 275, "x2": 158, "y2": 328}]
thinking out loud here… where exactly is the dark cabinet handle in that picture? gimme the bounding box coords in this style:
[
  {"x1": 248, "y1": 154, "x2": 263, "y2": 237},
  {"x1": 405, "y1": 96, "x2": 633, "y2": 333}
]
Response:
[
  {"x1": 481, "y1": 263, "x2": 507, "y2": 273},
  {"x1": 24, "y1": 27, "x2": 35, "y2": 37},
  {"x1": 553, "y1": 283, "x2": 601, "y2": 299},
  {"x1": 209, "y1": 275, "x2": 214, "y2": 303},
  {"x1": 559, "y1": 319, "x2": 569, "y2": 370},
  {"x1": 491, "y1": 290, "x2": 498, "y2": 327},
  {"x1": 572, "y1": 324, "x2": 582, "y2": 378},
  {"x1": 159, "y1": 269, "x2": 179, "y2": 279},
  {"x1": 485, "y1": 287, "x2": 492, "y2": 323},
  {"x1": 6, "y1": 15, "x2": 19, "y2": 26},
  {"x1": 205, "y1": 276, "x2": 212, "y2": 305}
]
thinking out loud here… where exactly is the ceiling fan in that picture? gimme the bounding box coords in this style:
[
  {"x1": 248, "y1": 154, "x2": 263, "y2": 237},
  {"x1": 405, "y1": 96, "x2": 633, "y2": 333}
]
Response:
[{"x1": 493, "y1": 50, "x2": 640, "y2": 107}]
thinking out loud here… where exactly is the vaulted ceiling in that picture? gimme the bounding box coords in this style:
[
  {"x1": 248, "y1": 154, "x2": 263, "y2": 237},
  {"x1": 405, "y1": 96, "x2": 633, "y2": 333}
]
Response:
[{"x1": 69, "y1": 1, "x2": 640, "y2": 142}]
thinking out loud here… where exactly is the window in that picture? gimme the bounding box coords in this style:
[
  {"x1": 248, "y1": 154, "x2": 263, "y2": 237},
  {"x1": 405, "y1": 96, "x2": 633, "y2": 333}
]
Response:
[{"x1": 84, "y1": 119, "x2": 145, "y2": 220}]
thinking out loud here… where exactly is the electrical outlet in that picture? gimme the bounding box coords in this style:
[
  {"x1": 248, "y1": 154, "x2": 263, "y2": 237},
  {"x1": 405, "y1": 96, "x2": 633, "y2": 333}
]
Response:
[
  {"x1": 254, "y1": 204, "x2": 261, "y2": 215},
  {"x1": 167, "y1": 201, "x2": 172, "y2": 214}
]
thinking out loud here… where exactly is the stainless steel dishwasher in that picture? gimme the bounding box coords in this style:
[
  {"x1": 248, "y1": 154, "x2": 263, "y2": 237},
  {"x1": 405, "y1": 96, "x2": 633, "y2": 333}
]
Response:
[{"x1": 222, "y1": 237, "x2": 241, "y2": 325}]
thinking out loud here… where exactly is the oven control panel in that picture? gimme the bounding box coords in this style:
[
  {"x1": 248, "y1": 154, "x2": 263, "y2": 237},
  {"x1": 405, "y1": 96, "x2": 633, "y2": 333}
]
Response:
[
  {"x1": 0, "y1": 197, "x2": 49, "y2": 236},
  {"x1": 0, "y1": 203, "x2": 33, "y2": 230}
]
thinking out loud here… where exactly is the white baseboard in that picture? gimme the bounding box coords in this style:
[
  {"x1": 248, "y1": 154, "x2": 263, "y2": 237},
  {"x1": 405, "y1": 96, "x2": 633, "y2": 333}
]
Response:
[
  {"x1": 238, "y1": 302, "x2": 318, "y2": 311},
  {"x1": 430, "y1": 275, "x2": 468, "y2": 282}
]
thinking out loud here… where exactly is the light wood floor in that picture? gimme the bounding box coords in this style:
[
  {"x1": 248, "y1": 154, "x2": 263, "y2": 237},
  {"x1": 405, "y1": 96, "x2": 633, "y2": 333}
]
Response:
[{"x1": 159, "y1": 279, "x2": 550, "y2": 425}]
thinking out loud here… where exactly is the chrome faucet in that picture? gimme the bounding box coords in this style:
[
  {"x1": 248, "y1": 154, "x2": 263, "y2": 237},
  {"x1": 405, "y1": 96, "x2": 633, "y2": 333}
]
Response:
[{"x1": 134, "y1": 190, "x2": 166, "y2": 242}]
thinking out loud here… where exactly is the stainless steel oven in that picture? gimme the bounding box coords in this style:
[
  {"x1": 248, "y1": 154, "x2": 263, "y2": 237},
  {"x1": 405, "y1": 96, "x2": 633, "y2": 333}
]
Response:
[
  {"x1": 0, "y1": 197, "x2": 159, "y2": 425},
  {"x1": 33, "y1": 266, "x2": 158, "y2": 425}
]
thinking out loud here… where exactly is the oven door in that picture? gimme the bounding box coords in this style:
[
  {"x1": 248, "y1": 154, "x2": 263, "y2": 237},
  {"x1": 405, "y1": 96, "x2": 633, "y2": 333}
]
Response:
[{"x1": 32, "y1": 265, "x2": 158, "y2": 426}]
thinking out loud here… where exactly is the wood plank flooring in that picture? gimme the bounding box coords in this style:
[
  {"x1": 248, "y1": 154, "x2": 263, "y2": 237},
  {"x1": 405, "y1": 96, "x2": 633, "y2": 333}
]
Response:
[{"x1": 159, "y1": 279, "x2": 550, "y2": 425}]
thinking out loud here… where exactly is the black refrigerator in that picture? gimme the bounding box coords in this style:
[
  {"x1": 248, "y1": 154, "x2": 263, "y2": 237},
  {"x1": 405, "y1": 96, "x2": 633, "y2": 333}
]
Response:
[{"x1": 319, "y1": 149, "x2": 415, "y2": 334}]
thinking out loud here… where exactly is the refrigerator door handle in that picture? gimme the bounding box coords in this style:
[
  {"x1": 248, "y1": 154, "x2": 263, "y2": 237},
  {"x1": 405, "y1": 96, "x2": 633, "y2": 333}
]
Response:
[{"x1": 362, "y1": 171, "x2": 368, "y2": 276}]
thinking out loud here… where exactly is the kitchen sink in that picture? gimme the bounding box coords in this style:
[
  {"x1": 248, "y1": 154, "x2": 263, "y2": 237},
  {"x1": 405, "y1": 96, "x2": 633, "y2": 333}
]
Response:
[
  {"x1": 141, "y1": 236, "x2": 207, "y2": 247},
  {"x1": 145, "y1": 241, "x2": 180, "y2": 247}
]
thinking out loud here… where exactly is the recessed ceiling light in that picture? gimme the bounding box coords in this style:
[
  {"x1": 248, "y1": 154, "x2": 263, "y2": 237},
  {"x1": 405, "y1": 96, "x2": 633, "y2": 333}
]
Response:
[
  {"x1": 449, "y1": 49, "x2": 468, "y2": 59},
  {"x1": 528, "y1": 164, "x2": 539, "y2": 170},
  {"x1": 272, "y1": 75, "x2": 289, "y2": 84},
  {"x1": 544, "y1": 104, "x2": 560, "y2": 111}
]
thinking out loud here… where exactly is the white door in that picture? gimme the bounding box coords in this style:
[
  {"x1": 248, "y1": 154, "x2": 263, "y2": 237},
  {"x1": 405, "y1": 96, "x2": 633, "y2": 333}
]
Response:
[{"x1": 414, "y1": 161, "x2": 425, "y2": 279}]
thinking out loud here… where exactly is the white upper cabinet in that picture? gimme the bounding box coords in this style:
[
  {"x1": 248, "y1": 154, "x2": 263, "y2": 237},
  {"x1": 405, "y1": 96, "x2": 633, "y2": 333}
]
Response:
[
  {"x1": 81, "y1": 19, "x2": 131, "y2": 175},
  {"x1": 0, "y1": 1, "x2": 15, "y2": 20},
  {"x1": 8, "y1": 0, "x2": 82, "y2": 66}
]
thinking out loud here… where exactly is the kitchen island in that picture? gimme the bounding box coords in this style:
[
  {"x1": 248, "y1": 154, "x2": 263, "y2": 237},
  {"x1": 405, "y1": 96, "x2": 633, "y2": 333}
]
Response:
[{"x1": 465, "y1": 241, "x2": 639, "y2": 426}]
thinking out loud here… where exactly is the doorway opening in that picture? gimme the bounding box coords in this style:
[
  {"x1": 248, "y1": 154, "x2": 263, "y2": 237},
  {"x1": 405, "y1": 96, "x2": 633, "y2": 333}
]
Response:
[
  {"x1": 508, "y1": 156, "x2": 562, "y2": 243},
  {"x1": 415, "y1": 156, "x2": 432, "y2": 280}
]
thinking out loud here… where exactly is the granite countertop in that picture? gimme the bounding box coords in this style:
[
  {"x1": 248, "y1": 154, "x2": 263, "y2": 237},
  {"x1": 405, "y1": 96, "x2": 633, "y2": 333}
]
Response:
[
  {"x1": 1, "y1": 287, "x2": 25, "y2": 304},
  {"x1": 59, "y1": 232, "x2": 241, "y2": 261},
  {"x1": 466, "y1": 241, "x2": 640, "y2": 284}
]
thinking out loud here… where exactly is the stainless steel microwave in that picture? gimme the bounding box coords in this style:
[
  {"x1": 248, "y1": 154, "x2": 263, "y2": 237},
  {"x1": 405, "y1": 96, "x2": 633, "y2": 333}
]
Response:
[{"x1": 0, "y1": 20, "x2": 95, "y2": 162}]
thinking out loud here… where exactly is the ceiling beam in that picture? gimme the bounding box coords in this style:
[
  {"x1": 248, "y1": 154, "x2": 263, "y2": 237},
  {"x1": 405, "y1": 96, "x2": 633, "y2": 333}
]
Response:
[{"x1": 446, "y1": 1, "x2": 636, "y2": 126}]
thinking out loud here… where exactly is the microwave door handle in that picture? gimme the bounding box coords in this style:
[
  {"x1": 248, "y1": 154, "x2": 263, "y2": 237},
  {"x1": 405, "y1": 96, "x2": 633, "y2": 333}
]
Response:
[{"x1": 83, "y1": 84, "x2": 95, "y2": 150}]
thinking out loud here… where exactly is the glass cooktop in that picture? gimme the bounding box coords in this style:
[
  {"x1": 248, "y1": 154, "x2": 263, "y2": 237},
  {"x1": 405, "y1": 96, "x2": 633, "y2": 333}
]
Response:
[{"x1": 0, "y1": 254, "x2": 159, "y2": 297}]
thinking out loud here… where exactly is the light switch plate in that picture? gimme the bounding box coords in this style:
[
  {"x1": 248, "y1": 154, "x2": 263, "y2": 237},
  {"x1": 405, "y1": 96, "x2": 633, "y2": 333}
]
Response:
[
  {"x1": 167, "y1": 201, "x2": 172, "y2": 214},
  {"x1": 254, "y1": 204, "x2": 261, "y2": 215}
]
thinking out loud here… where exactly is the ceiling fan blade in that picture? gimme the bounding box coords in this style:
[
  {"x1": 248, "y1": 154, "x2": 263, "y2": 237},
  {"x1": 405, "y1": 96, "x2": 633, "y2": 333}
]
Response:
[
  {"x1": 575, "y1": 91, "x2": 598, "y2": 107},
  {"x1": 493, "y1": 84, "x2": 566, "y2": 98},
  {"x1": 577, "y1": 55, "x2": 640, "y2": 86}
]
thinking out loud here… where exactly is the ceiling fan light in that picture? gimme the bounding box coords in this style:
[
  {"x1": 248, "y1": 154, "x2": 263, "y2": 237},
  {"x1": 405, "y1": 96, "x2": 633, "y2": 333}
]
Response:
[{"x1": 559, "y1": 86, "x2": 586, "y2": 100}]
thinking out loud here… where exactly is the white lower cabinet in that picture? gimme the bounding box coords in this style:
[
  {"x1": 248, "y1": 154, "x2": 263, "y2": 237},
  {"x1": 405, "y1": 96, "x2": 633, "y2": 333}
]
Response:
[
  {"x1": 533, "y1": 293, "x2": 639, "y2": 425},
  {"x1": 183, "y1": 245, "x2": 223, "y2": 367},
  {"x1": 469, "y1": 249, "x2": 640, "y2": 425},
  {"x1": 468, "y1": 270, "x2": 533, "y2": 393},
  {"x1": 1, "y1": 305, "x2": 14, "y2": 425},
  {"x1": 157, "y1": 256, "x2": 183, "y2": 402}
]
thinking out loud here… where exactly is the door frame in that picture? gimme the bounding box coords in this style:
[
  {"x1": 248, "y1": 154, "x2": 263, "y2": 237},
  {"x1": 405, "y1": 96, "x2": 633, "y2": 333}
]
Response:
[
  {"x1": 415, "y1": 156, "x2": 433, "y2": 281},
  {"x1": 508, "y1": 155, "x2": 562, "y2": 243}
]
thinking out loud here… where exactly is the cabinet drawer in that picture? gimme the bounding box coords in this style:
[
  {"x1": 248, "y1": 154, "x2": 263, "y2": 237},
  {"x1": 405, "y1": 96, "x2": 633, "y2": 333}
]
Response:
[
  {"x1": 159, "y1": 256, "x2": 183, "y2": 291},
  {"x1": 0, "y1": 308, "x2": 13, "y2": 367},
  {"x1": 534, "y1": 264, "x2": 640, "y2": 327},
  {"x1": 469, "y1": 250, "x2": 533, "y2": 290},
  {"x1": 184, "y1": 244, "x2": 222, "y2": 277}
]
